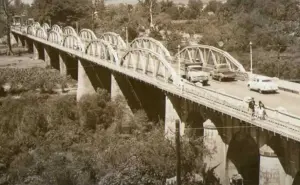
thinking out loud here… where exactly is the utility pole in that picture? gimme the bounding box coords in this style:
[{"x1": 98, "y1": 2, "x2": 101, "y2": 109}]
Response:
[
  {"x1": 125, "y1": 26, "x2": 128, "y2": 47},
  {"x1": 249, "y1": 41, "x2": 253, "y2": 74},
  {"x1": 175, "y1": 119, "x2": 181, "y2": 185}
]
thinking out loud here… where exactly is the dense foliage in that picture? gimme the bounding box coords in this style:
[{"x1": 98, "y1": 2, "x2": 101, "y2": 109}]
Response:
[
  {"x1": 0, "y1": 89, "x2": 213, "y2": 185},
  {"x1": 0, "y1": 67, "x2": 76, "y2": 95}
]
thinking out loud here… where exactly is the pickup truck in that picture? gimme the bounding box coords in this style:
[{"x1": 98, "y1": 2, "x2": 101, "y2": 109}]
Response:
[
  {"x1": 211, "y1": 64, "x2": 236, "y2": 81},
  {"x1": 184, "y1": 64, "x2": 209, "y2": 85}
]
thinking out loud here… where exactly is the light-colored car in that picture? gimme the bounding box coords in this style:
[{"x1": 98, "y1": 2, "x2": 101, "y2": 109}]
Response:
[
  {"x1": 211, "y1": 64, "x2": 236, "y2": 81},
  {"x1": 185, "y1": 64, "x2": 209, "y2": 85},
  {"x1": 247, "y1": 76, "x2": 278, "y2": 94}
]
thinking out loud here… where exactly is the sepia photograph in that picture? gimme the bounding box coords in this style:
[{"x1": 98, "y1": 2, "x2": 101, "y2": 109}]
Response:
[{"x1": 1, "y1": 0, "x2": 300, "y2": 184}]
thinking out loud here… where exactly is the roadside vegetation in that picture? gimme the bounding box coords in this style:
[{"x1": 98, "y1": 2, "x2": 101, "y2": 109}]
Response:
[{"x1": 0, "y1": 89, "x2": 217, "y2": 185}]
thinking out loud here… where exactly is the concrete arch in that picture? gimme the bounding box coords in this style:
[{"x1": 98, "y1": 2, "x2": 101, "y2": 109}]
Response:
[
  {"x1": 63, "y1": 34, "x2": 84, "y2": 52},
  {"x1": 227, "y1": 132, "x2": 260, "y2": 185},
  {"x1": 52, "y1": 24, "x2": 63, "y2": 34},
  {"x1": 47, "y1": 30, "x2": 63, "y2": 45},
  {"x1": 63, "y1": 26, "x2": 77, "y2": 36},
  {"x1": 130, "y1": 37, "x2": 171, "y2": 60},
  {"x1": 35, "y1": 27, "x2": 47, "y2": 40},
  {"x1": 79, "y1": 29, "x2": 97, "y2": 46},
  {"x1": 85, "y1": 39, "x2": 119, "y2": 65},
  {"x1": 100, "y1": 32, "x2": 126, "y2": 49},
  {"x1": 42, "y1": 23, "x2": 50, "y2": 31},
  {"x1": 27, "y1": 25, "x2": 36, "y2": 36},
  {"x1": 174, "y1": 45, "x2": 246, "y2": 72},
  {"x1": 120, "y1": 48, "x2": 179, "y2": 84}
]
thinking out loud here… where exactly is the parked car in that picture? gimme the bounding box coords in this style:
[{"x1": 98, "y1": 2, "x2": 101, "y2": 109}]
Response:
[
  {"x1": 211, "y1": 64, "x2": 236, "y2": 81},
  {"x1": 247, "y1": 76, "x2": 278, "y2": 94},
  {"x1": 184, "y1": 63, "x2": 209, "y2": 85}
]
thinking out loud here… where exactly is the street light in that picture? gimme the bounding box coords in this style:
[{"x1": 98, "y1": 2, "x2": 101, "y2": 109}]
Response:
[{"x1": 249, "y1": 41, "x2": 253, "y2": 74}]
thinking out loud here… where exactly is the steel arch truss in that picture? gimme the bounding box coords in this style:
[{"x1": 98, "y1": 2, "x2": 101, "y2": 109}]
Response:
[
  {"x1": 36, "y1": 27, "x2": 47, "y2": 40},
  {"x1": 120, "y1": 48, "x2": 179, "y2": 84},
  {"x1": 85, "y1": 39, "x2": 119, "y2": 65},
  {"x1": 175, "y1": 45, "x2": 246, "y2": 72},
  {"x1": 63, "y1": 34, "x2": 84, "y2": 52},
  {"x1": 42, "y1": 23, "x2": 50, "y2": 31},
  {"x1": 79, "y1": 29, "x2": 97, "y2": 46},
  {"x1": 48, "y1": 30, "x2": 63, "y2": 45},
  {"x1": 27, "y1": 25, "x2": 36, "y2": 36},
  {"x1": 100, "y1": 32, "x2": 126, "y2": 49},
  {"x1": 52, "y1": 24, "x2": 63, "y2": 35},
  {"x1": 130, "y1": 37, "x2": 171, "y2": 60},
  {"x1": 63, "y1": 26, "x2": 77, "y2": 36},
  {"x1": 33, "y1": 22, "x2": 40, "y2": 29}
]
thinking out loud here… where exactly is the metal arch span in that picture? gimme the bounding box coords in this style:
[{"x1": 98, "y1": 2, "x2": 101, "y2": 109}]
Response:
[
  {"x1": 35, "y1": 27, "x2": 47, "y2": 40},
  {"x1": 85, "y1": 39, "x2": 119, "y2": 65},
  {"x1": 63, "y1": 26, "x2": 77, "y2": 36},
  {"x1": 100, "y1": 32, "x2": 126, "y2": 49},
  {"x1": 175, "y1": 44, "x2": 246, "y2": 72},
  {"x1": 79, "y1": 29, "x2": 97, "y2": 46},
  {"x1": 27, "y1": 25, "x2": 36, "y2": 36},
  {"x1": 120, "y1": 48, "x2": 180, "y2": 84},
  {"x1": 52, "y1": 24, "x2": 63, "y2": 34},
  {"x1": 33, "y1": 22, "x2": 40, "y2": 29},
  {"x1": 130, "y1": 37, "x2": 171, "y2": 60},
  {"x1": 47, "y1": 30, "x2": 63, "y2": 45},
  {"x1": 42, "y1": 23, "x2": 50, "y2": 31},
  {"x1": 63, "y1": 34, "x2": 84, "y2": 52}
]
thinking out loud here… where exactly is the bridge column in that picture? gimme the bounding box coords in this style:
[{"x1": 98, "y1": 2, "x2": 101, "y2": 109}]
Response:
[
  {"x1": 59, "y1": 53, "x2": 67, "y2": 76},
  {"x1": 44, "y1": 47, "x2": 51, "y2": 67},
  {"x1": 203, "y1": 119, "x2": 227, "y2": 185},
  {"x1": 259, "y1": 144, "x2": 285, "y2": 185},
  {"x1": 76, "y1": 59, "x2": 95, "y2": 101},
  {"x1": 165, "y1": 95, "x2": 185, "y2": 140},
  {"x1": 33, "y1": 42, "x2": 38, "y2": 60},
  {"x1": 17, "y1": 37, "x2": 23, "y2": 47}
]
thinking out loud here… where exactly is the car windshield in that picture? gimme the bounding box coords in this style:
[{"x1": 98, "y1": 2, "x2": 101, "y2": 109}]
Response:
[
  {"x1": 262, "y1": 79, "x2": 272, "y2": 82},
  {"x1": 190, "y1": 67, "x2": 202, "y2": 71}
]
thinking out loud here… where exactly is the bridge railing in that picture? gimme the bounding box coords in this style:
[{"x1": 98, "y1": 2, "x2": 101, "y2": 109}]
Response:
[{"x1": 180, "y1": 81, "x2": 300, "y2": 139}]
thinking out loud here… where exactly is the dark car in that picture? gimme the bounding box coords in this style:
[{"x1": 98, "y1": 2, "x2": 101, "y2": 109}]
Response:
[{"x1": 211, "y1": 64, "x2": 236, "y2": 81}]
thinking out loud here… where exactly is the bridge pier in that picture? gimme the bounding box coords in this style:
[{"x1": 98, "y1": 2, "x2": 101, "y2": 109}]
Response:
[
  {"x1": 203, "y1": 119, "x2": 227, "y2": 184},
  {"x1": 76, "y1": 59, "x2": 96, "y2": 101},
  {"x1": 164, "y1": 94, "x2": 186, "y2": 140},
  {"x1": 259, "y1": 144, "x2": 286, "y2": 185},
  {"x1": 59, "y1": 53, "x2": 67, "y2": 76},
  {"x1": 33, "y1": 42, "x2": 38, "y2": 60},
  {"x1": 44, "y1": 47, "x2": 51, "y2": 67}
]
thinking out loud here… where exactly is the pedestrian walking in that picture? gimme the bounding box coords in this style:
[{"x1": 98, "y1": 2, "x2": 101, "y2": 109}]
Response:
[
  {"x1": 258, "y1": 101, "x2": 267, "y2": 120},
  {"x1": 248, "y1": 97, "x2": 255, "y2": 120}
]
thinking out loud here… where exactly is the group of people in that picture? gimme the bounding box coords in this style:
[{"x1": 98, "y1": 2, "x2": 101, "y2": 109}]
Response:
[{"x1": 248, "y1": 98, "x2": 267, "y2": 120}]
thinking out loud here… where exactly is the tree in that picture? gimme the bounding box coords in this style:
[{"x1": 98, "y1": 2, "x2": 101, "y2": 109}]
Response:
[
  {"x1": 187, "y1": 0, "x2": 203, "y2": 19},
  {"x1": 1, "y1": 0, "x2": 14, "y2": 55}
]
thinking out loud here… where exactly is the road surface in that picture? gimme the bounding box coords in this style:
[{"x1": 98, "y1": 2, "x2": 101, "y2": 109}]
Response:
[{"x1": 171, "y1": 63, "x2": 300, "y2": 116}]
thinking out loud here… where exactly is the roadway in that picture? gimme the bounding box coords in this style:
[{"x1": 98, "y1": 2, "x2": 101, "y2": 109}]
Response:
[{"x1": 171, "y1": 63, "x2": 300, "y2": 116}]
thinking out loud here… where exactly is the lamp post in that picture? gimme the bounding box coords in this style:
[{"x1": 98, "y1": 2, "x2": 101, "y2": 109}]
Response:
[
  {"x1": 177, "y1": 45, "x2": 181, "y2": 77},
  {"x1": 249, "y1": 41, "x2": 253, "y2": 74}
]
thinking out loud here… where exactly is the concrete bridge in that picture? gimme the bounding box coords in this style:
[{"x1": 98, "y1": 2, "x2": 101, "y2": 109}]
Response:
[{"x1": 11, "y1": 22, "x2": 300, "y2": 185}]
